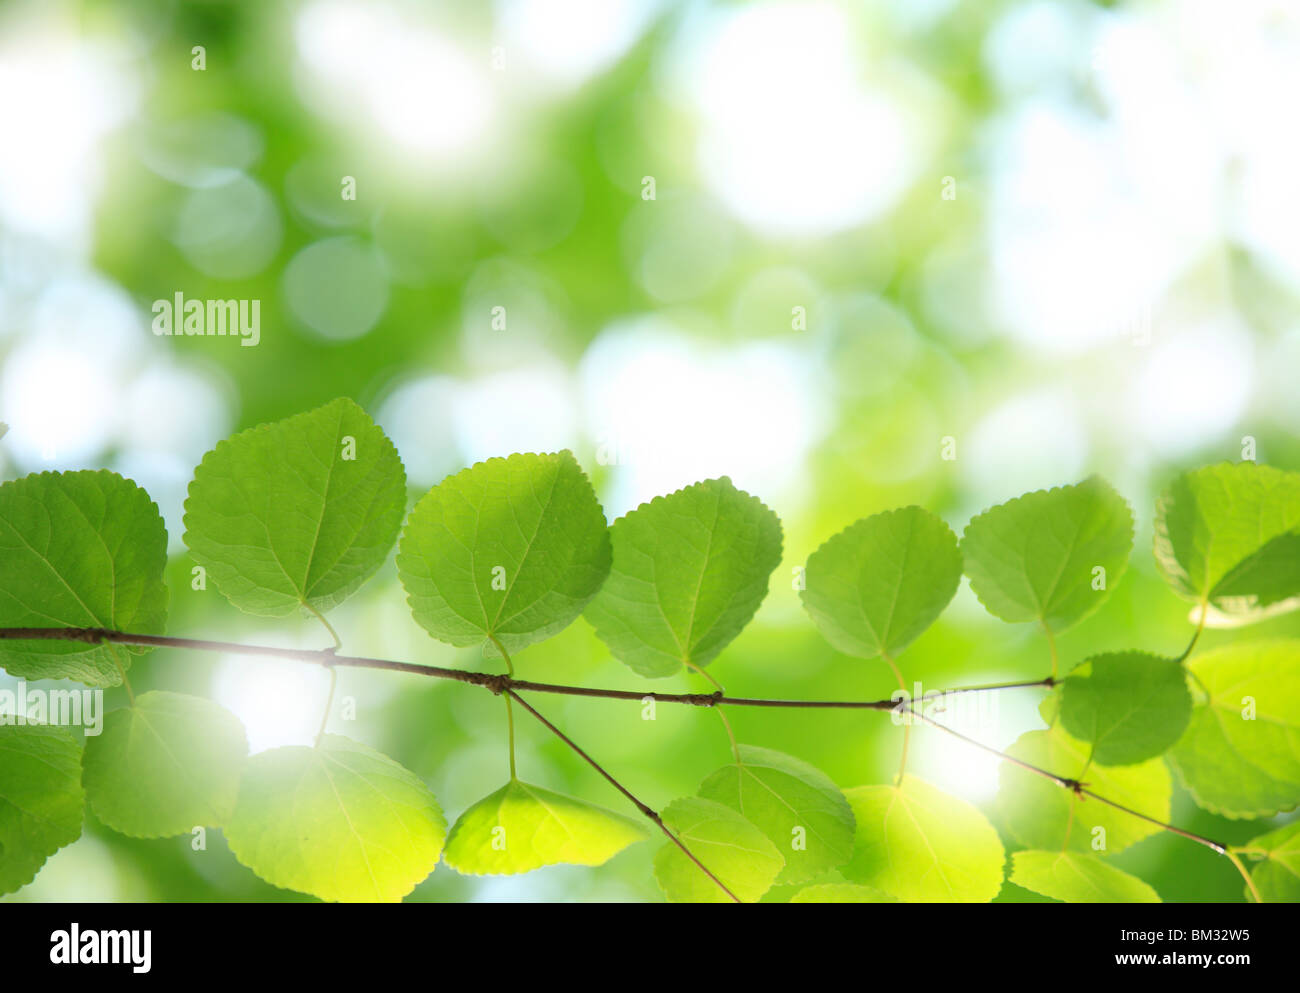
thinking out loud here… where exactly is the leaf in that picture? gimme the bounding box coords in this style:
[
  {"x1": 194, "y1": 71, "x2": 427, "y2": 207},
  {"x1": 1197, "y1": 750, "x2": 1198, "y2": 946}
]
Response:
[
  {"x1": 1167, "y1": 640, "x2": 1300, "y2": 818},
  {"x1": 961, "y1": 476, "x2": 1133, "y2": 633},
  {"x1": 697, "y1": 744, "x2": 855, "y2": 884},
  {"x1": 653, "y1": 797, "x2": 784, "y2": 903},
  {"x1": 1241, "y1": 820, "x2": 1300, "y2": 903},
  {"x1": 0, "y1": 471, "x2": 168, "y2": 686},
  {"x1": 1058, "y1": 652, "x2": 1192, "y2": 766},
  {"x1": 82, "y1": 692, "x2": 248, "y2": 838},
  {"x1": 184, "y1": 397, "x2": 406, "y2": 617},
  {"x1": 0, "y1": 724, "x2": 84, "y2": 895},
  {"x1": 800, "y1": 506, "x2": 960, "y2": 660},
  {"x1": 998, "y1": 727, "x2": 1171, "y2": 854},
  {"x1": 585, "y1": 478, "x2": 783, "y2": 678},
  {"x1": 224, "y1": 734, "x2": 446, "y2": 903},
  {"x1": 1153, "y1": 463, "x2": 1300, "y2": 619},
  {"x1": 442, "y1": 779, "x2": 650, "y2": 875},
  {"x1": 790, "y1": 882, "x2": 897, "y2": 903},
  {"x1": 1010, "y1": 851, "x2": 1161, "y2": 903},
  {"x1": 842, "y1": 776, "x2": 1005, "y2": 902},
  {"x1": 397, "y1": 451, "x2": 610, "y2": 656}
]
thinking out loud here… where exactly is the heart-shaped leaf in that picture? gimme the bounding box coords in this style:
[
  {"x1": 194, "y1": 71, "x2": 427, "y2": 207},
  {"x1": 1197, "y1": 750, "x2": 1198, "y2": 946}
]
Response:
[
  {"x1": 442, "y1": 779, "x2": 649, "y2": 875},
  {"x1": 1058, "y1": 652, "x2": 1192, "y2": 766},
  {"x1": 224, "y1": 735, "x2": 446, "y2": 903},
  {"x1": 83, "y1": 691, "x2": 248, "y2": 838},
  {"x1": 1011, "y1": 850, "x2": 1160, "y2": 903},
  {"x1": 0, "y1": 471, "x2": 168, "y2": 686},
  {"x1": 801, "y1": 506, "x2": 960, "y2": 660},
  {"x1": 185, "y1": 397, "x2": 406, "y2": 617},
  {"x1": 398, "y1": 451, "x2": 610, "y2": 656},
  {"x1": 697, "y1": 745, "x2": 854, "y2": 884},
  {"x1": 585, "y1": 478, "x2": 782, "y2": 678},
  {"x1": 961, "y1": 476, "x2": 1133, "y2": 633}
]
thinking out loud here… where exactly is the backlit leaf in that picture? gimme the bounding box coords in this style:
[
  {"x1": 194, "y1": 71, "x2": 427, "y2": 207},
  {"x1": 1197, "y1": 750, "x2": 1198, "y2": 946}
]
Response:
[
  {"x1": 1241, "y1": 820, "x2": 1300, "y2": 903},
  {"x1": 1011, "y1": 850, "x2": 1160, "y2": 903},
  {"x1": 0, "y1": 471, "x2": 168, "y2": 686},
  {"x1": 82, "y1": 691, "x2": 248, "y2": 838},
  {"x1": 184, "y1": 397, "x2": 406, "y2": 617},
  {"x1": 790, "y1": 882, "x2": 897, "y2": 903},
  {"x1": 224, "y1": 734, "x2": 446, "y2": 903},
  {"x1": 961, "y1": 476, "x2": 1133, "y2": 633},
  {"x1": 398, "y1": 451, "x2": 610, "y2": 656},
  {"x1": 653, "y1": 797, "x2": 783, "y2": 903},
  {"x1": 998, "y1": 727, "x2": 1171, "y2": 854},
  {"x1": 800, "y1": 506, "x2": 960, "y2": 660},
  {"x1": 1153, "y1": 463, "x2": 1300, "y2": 620},
  {"x1": 697, "y1": 744, "x2": 855, "y2": 884},
  {"x1": 585, "y1": 478, "x2": 782, "y2": 678},
  {"x1": 842, "y1": 776, "x2": 1005, "y2": 902},
  {"x1": 1059, "y1": 652, "x2": 1192, "y2": 766},
  {"x1": 443, "y1": 779, "x2": 649, "y2": 875},
  {"x1": 0, "y1": 724, "x2": 84, "y2": 895},
  {"x1": 1167, "y1": 640, "x2": 1300, "y2": 818}
]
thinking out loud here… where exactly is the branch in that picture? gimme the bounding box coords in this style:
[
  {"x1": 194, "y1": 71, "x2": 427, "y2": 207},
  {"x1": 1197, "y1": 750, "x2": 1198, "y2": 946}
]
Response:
[
  {"x1": 0, "y1": 626, "x2": 1235, "y2": 874},
  {"x1": 0, "y1": 627, "x2": 1047, "y2": 708},
  {"x1": 899, "y1": 705, "x2": 1229, "y2": 855},
  {"x1": 504, "y1": 689, "x2": 741, "y2": 903}
]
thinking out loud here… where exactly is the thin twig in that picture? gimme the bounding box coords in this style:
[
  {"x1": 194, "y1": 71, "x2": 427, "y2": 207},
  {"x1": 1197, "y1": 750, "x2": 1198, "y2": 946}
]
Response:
[
  {"x1": 0, "y1": 626, "x2": 1237, "y2": 875},
  {"x1": 504, "y1": 689, "x2": 742, "y2": 903},
  {"x1": 901, "y1": 704, "x2": 1230, "y2": 855}
]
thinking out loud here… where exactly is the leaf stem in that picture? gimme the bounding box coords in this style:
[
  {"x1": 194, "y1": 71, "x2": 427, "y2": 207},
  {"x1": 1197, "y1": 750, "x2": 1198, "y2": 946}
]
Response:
[
  {"x1": 104, "y1": 641, "x2": 135, "y2": 707},
  {"x1": 488, "y1": 634, "x2": 517, "y2": 780},
  {"x1": 883, "y1": 651, "x2": 910, "y2": 785},
  {"x1": 684, "y1": 659, "x2": 724, "y2": 692},
  {"x1": 315, "y1": 665, "x2": 336, "y2": 748},
  {"x1": 715, "y1": 706, "x2": 741, "y2": 765},
  {"x1": 303, "y1": 602, "x2": 342, "y2": 651},
  {"x1": 1226, "y1": 848, "x2": 1263, "y2": 903},
  {"x1": 1177, "y1": 602, "x2": 1208, "y2": 665},
  {"x1": 1043, "y1": 623, "x2": 1059, "y2": 680}
]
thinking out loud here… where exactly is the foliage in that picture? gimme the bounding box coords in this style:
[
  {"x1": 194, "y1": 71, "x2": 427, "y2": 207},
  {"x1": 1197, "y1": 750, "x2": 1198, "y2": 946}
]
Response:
[{"x1": 0, "y1": 402, "x2": 1297, "y2": 903}]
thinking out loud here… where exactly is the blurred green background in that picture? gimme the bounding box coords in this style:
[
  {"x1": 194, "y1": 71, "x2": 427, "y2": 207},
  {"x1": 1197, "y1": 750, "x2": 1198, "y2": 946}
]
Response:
[{"x1": 1, "y1": 0, "x2": 1298, "y2": 901}]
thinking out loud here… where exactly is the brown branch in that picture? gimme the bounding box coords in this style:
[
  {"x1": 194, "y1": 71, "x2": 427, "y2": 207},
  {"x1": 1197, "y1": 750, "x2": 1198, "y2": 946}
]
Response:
[
  {"x1": 0, "y1": 627, "x2": 1045, "y2": 709},
  {"x1": 0, "y1": 626, "x2": 1234, "y2": 871}
]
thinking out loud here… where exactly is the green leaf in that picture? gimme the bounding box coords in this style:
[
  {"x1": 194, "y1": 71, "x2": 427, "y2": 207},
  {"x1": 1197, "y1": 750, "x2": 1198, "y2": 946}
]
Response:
[
  {"x1": 184, "y1": 397, "x2": 406, "y2": 617},
  {"x1": 397, "y1": 451, "x2": 610, "y2": 656},
  {"x1": 0, "y1": 470, "x2": 168, "y2": 686},
  {"x1": 82, "y1": 692, "x2": 248, "y2": 838},
  {"x1": 1153, "y1": 463, "x2": 1300, "y2": 619},
  {"x1": 1010, "y1": 851, "x2": 1161, "y2": 903},
  {"x1": 1241, "y1": 820, "x2": 1300, "y2": 903},
  {"x1": 224, "y1": 734, "x2": 446, "y2": 903},
  {"x1": 442, "y1": 779, "x2": 649, "y2": 875},
  {"x1": 653, "y1": 797, "x2": 784, "y2": 903},
  {"x1": 697, "y1": 745, "x2": 855, "y2": 884},
  {"x1": 1167, "y1": 640, "x2": 1300, "y2": 818},
  {"x1": 998, "y1": 727, "x2": 1171, "y2": 854},
  {"x1": 800, "y1": 506, "x2": 960, "y2": 660},
  {"x1": 1058, "y1": 652, "x2": 1192, "y2": 765},
  {"x1": 585, "y1": 478, "x2": 782, "y2": 678},
  {"x1": 842, "y1": 776, "x2": 1005, "y2": 902},
  {"x1": 0, "y1": 724, "x2": 84, "y2": 895},
  {"x1": 790, "y1": 882, "x2": 897, "y2": 903},
  {"x1": 961, "y1": 476, "x2": 1133, "y2": 633}
]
